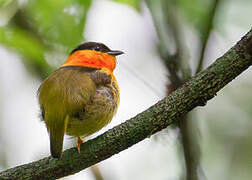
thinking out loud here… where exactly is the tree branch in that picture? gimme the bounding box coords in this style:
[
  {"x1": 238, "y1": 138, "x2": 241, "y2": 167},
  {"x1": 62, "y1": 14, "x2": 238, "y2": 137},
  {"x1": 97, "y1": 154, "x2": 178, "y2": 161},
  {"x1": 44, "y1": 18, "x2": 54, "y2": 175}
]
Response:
[
  {"x1": 0, "y1": 29, "x2": 252, "y2": 180},
  {"x1": 178, "y1": 1, "x2": 221, "y2": 178}
]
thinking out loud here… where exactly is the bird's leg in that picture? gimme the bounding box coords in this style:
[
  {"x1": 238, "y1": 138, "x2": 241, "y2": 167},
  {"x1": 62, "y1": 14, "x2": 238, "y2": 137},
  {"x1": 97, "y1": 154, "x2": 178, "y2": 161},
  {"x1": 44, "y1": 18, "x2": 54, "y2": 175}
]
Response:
[{"x1": 77, "y1": 136, "x2": 83, "y2": 154}]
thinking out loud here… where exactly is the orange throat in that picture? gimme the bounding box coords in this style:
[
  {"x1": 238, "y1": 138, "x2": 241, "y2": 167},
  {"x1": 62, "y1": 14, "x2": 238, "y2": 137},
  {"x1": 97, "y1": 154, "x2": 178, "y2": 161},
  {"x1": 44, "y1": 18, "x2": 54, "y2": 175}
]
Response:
[{"x1": 61, "y1": 50, "x2": 116, "y2": 73}]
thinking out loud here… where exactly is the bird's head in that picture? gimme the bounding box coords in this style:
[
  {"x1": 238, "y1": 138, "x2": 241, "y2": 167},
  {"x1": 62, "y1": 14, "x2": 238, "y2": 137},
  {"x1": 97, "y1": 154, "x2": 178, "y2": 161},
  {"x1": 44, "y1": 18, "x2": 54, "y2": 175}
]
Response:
[{"x1": 61, "y1": 42, "x2": 124, "y2": 72}]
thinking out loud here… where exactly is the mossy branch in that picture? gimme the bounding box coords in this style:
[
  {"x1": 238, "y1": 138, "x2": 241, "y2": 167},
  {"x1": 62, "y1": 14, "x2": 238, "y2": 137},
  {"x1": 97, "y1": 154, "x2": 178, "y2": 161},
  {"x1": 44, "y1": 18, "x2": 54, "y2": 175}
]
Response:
[{"x1": 0, "y1": 29, "x2": 252, "y2": 180}]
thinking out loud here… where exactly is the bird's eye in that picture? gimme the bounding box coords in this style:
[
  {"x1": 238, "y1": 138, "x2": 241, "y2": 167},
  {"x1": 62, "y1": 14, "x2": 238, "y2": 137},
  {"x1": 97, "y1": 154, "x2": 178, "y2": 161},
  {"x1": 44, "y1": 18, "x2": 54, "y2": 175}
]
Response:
[{"x1": 94, "y1": 46, "x2": 100, "y2": 51}]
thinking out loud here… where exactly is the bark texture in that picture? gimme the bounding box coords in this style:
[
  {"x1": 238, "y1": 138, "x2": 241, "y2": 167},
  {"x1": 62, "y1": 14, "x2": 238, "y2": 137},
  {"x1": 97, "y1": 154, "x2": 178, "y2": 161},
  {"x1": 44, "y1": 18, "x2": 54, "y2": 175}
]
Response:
[{"x1": 0, "y1": 29, "x2": 252, "y2": 180}]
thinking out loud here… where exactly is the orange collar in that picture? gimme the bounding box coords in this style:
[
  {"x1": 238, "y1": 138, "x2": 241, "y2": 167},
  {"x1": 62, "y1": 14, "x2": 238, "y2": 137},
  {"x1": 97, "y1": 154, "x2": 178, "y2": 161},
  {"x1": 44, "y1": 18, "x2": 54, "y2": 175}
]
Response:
[{"x1": 61, "y1": 50, "x2": 116, "y2": 73}]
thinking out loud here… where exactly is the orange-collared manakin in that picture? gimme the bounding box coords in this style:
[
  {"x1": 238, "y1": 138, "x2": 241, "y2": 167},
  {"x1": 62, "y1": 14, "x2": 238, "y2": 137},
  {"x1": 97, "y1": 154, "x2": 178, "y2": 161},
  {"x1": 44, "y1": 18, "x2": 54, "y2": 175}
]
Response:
[{"x1": 38, "y1": 42, "x2": 123, "y2": 158}]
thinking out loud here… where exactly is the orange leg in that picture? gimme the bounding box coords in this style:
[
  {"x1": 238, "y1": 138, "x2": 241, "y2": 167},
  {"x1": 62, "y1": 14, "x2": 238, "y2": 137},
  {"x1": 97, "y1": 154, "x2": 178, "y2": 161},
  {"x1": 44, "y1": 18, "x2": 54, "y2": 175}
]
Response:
[{"x1": 77, "y1": 136, "x2": 83, "y2": 154}]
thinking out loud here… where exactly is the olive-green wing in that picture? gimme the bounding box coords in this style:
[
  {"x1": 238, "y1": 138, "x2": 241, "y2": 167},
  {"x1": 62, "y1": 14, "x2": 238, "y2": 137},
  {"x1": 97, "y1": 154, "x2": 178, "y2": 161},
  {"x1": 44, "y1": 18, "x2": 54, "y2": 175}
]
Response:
[{"x1": 38, "y1": 67, "x2": 97, "y2": 158}]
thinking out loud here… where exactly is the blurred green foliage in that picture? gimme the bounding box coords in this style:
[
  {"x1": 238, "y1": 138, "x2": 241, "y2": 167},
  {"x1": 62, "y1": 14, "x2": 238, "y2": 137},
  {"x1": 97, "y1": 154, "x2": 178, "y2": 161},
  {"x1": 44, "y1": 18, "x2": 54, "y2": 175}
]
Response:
[
  {"x1": 112, "y1": 0, "x2": 140, "y2": 10},
  {"x1": 0, "y1": 0, "x2": 252, "y2": 179},
  {"x1": 176, "y1": 0, "x2": 212, "y2": 34},
  {"x1": 0, "y1": 25, "x2": 51, "y2": 78},
  {"x1": 25, "y1": 0, "x2": 91, "y2": 47},
  {"x1": 0, "y1": 0, "x2": 143, "y2": 79},
  {"x1": 0, "y1": 0, "x2": 216, "y2": 79},
  {"x1": 0, "y1": 0, "x2": 91, "y2": 79}
]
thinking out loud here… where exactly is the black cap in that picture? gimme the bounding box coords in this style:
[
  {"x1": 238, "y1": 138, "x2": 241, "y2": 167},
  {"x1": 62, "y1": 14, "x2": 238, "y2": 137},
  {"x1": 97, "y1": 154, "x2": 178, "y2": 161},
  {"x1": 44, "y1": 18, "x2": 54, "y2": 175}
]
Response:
[{"x1": 71, "y1": 42, "x2": 124, "y2": 56}]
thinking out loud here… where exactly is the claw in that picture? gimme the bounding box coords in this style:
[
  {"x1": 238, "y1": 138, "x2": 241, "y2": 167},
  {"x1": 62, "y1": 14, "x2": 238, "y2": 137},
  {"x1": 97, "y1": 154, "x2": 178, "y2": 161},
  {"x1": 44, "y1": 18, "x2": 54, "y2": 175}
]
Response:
[{"x1": 77, "y1": 137, "x2": 83, "y2": 154}]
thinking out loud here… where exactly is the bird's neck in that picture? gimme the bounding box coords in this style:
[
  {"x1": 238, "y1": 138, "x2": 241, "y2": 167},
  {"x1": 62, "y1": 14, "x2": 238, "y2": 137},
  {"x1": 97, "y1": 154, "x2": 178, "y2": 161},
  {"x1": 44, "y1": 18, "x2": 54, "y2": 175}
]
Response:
[{"x1": 61, "y1": 50, "x2": 116, "y2": 73}]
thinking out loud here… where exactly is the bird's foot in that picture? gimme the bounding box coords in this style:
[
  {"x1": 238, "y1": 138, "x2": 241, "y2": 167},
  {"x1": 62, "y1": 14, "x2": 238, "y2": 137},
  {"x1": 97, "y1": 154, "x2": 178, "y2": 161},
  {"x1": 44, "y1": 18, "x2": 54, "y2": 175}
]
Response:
[{"x1": 77, "y1": 136, "x2": 83, "y2": 154}]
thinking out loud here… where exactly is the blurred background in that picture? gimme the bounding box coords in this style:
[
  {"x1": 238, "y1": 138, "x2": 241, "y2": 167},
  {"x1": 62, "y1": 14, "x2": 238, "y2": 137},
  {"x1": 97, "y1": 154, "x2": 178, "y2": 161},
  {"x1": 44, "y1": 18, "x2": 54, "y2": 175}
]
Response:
[{"x1": 0, "y1": 0, "x2": 252, "y2": 179}]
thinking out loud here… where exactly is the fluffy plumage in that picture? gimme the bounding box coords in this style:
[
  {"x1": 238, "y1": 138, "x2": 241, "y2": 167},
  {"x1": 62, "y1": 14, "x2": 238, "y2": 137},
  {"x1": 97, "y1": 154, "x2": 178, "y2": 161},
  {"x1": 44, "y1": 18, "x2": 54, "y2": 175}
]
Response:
[{"x1": 38, "y1": 42, "x2": 122, "y2": 158}]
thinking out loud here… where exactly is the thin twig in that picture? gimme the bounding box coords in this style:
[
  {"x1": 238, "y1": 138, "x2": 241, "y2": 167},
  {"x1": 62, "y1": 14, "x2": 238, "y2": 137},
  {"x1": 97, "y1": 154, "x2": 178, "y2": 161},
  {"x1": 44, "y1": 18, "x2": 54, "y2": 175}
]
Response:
[
  {"x1": 91, "y1": 165, "x2": 104, "y2": 180},
  {"x1": 162, "y1": 1, "x2": 191, "y2": 80},
  {"x1": 178, "y1": 115, "x2": 200, "y2": 180},
  {"x1": 196, "y1": 0, "x2": 221, "y2": 73},
  {"x1": 155, "y1": 1, "x2": 199, "y2": 179}
]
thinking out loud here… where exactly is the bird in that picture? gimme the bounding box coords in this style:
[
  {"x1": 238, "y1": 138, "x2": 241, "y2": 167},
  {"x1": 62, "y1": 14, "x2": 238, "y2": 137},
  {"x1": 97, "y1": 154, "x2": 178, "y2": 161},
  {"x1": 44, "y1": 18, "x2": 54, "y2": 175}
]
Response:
[{"x1": 38, "y1": 42, "x2": 124, "y2": 158}]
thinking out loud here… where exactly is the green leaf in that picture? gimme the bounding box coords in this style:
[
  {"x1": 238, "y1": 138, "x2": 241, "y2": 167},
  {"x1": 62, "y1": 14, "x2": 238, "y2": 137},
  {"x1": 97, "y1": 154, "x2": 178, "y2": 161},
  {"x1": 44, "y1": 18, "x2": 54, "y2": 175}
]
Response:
[
  {"x1": 0, "y1": 26, "x2": 45, "y2": 65},
  {"x1": 112, "y1": 0, "x2": 141, "y2": 11},
  {"x1": 176, "y1": 0, "x2": 211, "y2": 34},
  {"x1": 0, "y1": 0, "x2": 18, "y2": 25},
  {"x1": 24, "y1": 0, "x2": 92, "y2": 50},
  {"x1": 0, "y1": 0, "x2": 11, "y2": 8},
  {"x1": 0, "y1": 0, "x2": 92, "y2": 79},
  {"x1": 0, "y1": 26, "x2": 53, "y2": 78}
]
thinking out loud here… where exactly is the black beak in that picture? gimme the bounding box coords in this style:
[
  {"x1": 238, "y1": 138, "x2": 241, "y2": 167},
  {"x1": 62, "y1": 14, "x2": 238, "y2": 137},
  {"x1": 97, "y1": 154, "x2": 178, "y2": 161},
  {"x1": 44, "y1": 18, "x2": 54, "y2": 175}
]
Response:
[{"x1": 107, "y1": 50, "x2": 124, "y2": 56}]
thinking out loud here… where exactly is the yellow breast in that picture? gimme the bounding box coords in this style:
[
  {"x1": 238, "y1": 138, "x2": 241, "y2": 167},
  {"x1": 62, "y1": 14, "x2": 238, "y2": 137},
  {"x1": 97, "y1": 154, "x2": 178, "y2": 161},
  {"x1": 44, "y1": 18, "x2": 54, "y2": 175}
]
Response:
[{"x1": 62, "y1": 67, "x2": 120, "y2": 137}]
